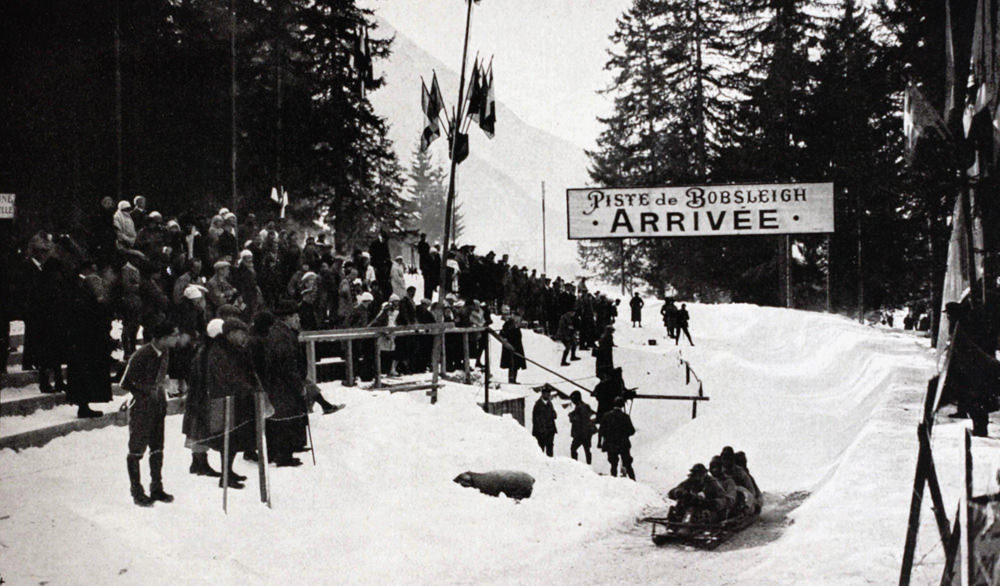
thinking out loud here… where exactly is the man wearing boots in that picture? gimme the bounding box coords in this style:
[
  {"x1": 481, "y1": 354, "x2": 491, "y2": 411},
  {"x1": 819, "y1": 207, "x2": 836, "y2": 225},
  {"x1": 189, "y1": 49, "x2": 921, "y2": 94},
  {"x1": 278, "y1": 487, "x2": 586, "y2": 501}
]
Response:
[
  {"x1": 599, "y1": 397, "x2": 635, "y2": 479},
  {"x1": 568, "y1": 391, "x2": 597, "y2": 464},
  {"x1": 531, "y1": 387, "x2": 558, "y2": 457},
  {"x1": 120, "y1": 321, "x2": 180, "y2": 507},
  {"x1": 557, "y1": 310, "x2": 580, "y2": 366}
]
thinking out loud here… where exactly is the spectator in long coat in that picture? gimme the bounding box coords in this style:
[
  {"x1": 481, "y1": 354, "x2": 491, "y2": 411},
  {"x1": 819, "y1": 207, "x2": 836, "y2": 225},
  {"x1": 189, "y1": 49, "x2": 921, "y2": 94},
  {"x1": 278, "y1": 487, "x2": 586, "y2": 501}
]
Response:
[
  {"x1": 557, "y1": 310, "x2": 579, "y2": 366},
  {"x1": 499, "y1": 317, "x2": 526, "y2": 384},
  {"x1": 390, "y1": 255, "x2": 407, "y2": 299},
  {"x1": 595, "y1": 325, "x2": 615, "y2": 378},
  {"x1": 531, "y1": 387, "x2": 557, "y2": 457},
  {"x1": 568, "y1": 390, "x2": 597, "y2": 464},
  {"x1": 113, "y1": 200, "x2": 137, "y2": 248},
  {"x1": 66, "y1": 263, "x2": 113, "y2": 417},
  {"x1": 205, "y1": 318, "x2": 259, "y2": 489},
  {"x1": 629, "y1": 293, "x2": 644, "y2": 327},
  {"x1": 599, "y1": 397, "x2": 635, "y2": 479},
  {"x1": 262, "y1": 302, "x2": 309, "y2": 466},
  {"x1": 24, "y1": 234, "x2": 70, "y2": 393},
  {"x1": 183, "y1": 318, "x2": 222, "y2": 478},
  {"x1": 424, "y1": 247, "x2": 441, "y2": 300},
  {"x1": 170, "y1": 285, "x2": 208, "y2": 393}
]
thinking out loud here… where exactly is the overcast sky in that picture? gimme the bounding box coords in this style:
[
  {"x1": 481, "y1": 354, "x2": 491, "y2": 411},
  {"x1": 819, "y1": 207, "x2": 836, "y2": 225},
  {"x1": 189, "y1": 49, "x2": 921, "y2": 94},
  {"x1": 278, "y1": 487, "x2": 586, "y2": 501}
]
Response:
[{"x1": 362, "y1": 0, "x2": 632, "y2": 149}]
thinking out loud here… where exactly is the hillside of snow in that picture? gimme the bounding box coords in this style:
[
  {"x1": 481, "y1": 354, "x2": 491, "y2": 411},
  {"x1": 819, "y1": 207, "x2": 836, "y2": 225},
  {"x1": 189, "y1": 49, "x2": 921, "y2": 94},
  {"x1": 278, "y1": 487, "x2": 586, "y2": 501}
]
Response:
[
  {"x1": 367, "y1": 18, "x2": 591, "y2": 279},
  {"x1": 2, "y1": 298, "x2": 973, "y2": 585}
]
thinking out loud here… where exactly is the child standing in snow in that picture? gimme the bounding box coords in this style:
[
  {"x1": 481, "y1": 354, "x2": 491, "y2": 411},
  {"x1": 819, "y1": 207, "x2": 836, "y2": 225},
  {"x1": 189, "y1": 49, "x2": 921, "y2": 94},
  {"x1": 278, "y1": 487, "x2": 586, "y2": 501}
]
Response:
[{"x1": 121, "y1": 321, "x2": 180, "y2": 506}]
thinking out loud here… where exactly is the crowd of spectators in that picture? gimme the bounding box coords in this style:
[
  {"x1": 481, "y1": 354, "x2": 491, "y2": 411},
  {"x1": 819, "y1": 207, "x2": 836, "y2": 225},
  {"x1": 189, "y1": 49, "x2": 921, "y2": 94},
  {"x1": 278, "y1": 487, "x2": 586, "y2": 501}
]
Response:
[
  {"x1": 3, "y1": 194, "x2": 627, "y2": 412},
  {"x1": 0, "y1": 194, "x2": 643, "y2": 504}
]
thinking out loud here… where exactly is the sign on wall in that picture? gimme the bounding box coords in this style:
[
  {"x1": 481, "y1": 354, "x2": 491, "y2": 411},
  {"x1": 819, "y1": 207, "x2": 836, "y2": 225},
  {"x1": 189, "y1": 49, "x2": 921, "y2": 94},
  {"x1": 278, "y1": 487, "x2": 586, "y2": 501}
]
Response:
[
  {"x1": 566, "y1": 182, "x2": 834, "y2": 239},
  {"x1": 0, "y1": 193, "x2": 14, "y2": 219}
]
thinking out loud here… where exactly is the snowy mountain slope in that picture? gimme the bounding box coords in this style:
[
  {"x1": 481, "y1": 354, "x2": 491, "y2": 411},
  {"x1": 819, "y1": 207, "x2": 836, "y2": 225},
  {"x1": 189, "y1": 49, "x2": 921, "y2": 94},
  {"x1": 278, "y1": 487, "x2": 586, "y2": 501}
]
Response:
[{"x1": 368, "y1": 18, "x2": 591, "y2": 278}]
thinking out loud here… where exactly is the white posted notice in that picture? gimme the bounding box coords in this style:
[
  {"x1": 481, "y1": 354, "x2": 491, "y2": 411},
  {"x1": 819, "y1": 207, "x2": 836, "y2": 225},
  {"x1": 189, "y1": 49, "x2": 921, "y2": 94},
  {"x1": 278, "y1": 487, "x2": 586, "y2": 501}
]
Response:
[{"x1": 0, "y1": 193, "x2": 14, "y2": 219}]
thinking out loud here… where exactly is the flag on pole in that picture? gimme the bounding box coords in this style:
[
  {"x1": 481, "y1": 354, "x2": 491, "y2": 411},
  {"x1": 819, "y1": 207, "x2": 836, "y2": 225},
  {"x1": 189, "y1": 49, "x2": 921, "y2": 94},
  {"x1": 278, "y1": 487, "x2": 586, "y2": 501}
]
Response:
[
  {"x1": 904, "y1": 84, "x2": 947, "y2": 158},
  {"x1": 270, "y1": 186, "x2": 281, "y2": 204},
  {"x1": 431, "y1": 72, "x2": 446, "y2": 120},
  {"x1": 466, "y1": 59, "x2": 484, "y2": 126},
  {"x1": 448, "y1": 112, "x2": 469, "y2": 164},
  {"x1": 964, "y1": 0, "x2": 994, "y2": 140},
  {"x1": 421, "y1": 75, "x2": 444, "y2": 151},
  {"x1": 479, "y1": 62, "x2": 495, "y2": 138}
]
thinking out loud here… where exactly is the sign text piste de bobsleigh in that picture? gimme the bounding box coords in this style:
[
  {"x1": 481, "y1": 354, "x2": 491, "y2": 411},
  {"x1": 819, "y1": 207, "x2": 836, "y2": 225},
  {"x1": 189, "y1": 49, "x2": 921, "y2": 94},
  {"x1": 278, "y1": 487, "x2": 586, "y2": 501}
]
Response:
[{"x1": 566, "y1": 182, "x2": 834, "y2": 239}]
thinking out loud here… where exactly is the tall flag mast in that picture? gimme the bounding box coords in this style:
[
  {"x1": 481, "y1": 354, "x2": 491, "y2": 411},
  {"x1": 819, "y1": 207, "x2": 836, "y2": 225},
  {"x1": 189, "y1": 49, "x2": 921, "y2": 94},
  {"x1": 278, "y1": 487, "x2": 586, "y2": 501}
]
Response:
[{"x1": 418, "y1": 0, "x2": 495, "y2": 299}]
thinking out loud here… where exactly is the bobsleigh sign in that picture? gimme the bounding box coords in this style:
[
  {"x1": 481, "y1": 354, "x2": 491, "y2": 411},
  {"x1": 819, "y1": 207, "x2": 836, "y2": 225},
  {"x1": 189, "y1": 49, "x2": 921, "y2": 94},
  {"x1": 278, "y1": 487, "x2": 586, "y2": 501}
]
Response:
[{"x1": 566, "y1": 182, "x2": 834, "y2": 239}]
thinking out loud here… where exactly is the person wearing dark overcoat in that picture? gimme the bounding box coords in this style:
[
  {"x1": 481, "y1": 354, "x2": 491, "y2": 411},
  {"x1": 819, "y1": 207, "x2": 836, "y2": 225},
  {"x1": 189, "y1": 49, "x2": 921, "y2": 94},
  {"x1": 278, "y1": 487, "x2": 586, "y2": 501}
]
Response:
[
  {"x1": 599, "y1": 397, "x2": 635, "y2": 479},
  {"x1": 120, "y1": 321, "x2": 180, "y2": 506},
  {"x1": 629, "y1": 293, "x2": 644, "y2": 327},
  {"x1": 531, "y1": 387, "x2": 558, "y2": 457},
  {"x1": 595, "y1": 325, "x2": 615, "y2": 378},
  {"x1": 205, "y1": 318, "x2": 259, "y2": 489},
  {"x1": 676, "y1": 303, "x2": 694, "y2": 346},
  {"x1": 24, "y1": 234, "x2": 70, "y2": 393},
  {"x1": 263, "y1": 302, "x2": 309, "y2": 466},
  {"x1": 183, "y1": 318, "x2": 223, "y2": 478},
  {"x1": 170, "y1": 285, "x2": 208, "y2": 394},
  {"x1": 557, "y1": 310, "x2": 579, "y2": 366},
  {"x1": 592, "y1": 368, "x2": 621, "y2": 428},
  {"x1": 568, "y1": 391, "x2": 597, "y2": 464},
  {"x1": 65, "y1": 264, "x2": 113, "y2": 418},
  {"x1": 499, "y1": 317, "x2": 526, "y2": 383}
]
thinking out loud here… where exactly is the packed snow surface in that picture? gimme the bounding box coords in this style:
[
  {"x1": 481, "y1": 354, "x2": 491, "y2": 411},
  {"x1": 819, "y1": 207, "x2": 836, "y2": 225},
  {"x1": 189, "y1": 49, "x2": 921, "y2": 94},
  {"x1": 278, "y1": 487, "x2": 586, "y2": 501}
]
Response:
[{"x1": 1, "y1": 299, "x2": 955, "y2": 584}]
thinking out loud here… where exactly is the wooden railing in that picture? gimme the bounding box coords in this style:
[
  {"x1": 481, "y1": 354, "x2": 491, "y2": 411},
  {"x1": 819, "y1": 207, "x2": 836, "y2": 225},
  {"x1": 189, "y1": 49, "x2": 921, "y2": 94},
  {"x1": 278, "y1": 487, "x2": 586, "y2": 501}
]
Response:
[{"x1": 299, "y1": 322, "x2": 492, "y2": 403}]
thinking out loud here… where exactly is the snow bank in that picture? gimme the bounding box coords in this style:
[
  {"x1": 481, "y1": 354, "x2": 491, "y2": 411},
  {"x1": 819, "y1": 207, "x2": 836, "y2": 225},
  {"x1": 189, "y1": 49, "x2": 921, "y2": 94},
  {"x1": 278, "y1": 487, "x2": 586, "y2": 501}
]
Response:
[{"x1": 0, "y1": 296, "x2": 944, "y2": 584}]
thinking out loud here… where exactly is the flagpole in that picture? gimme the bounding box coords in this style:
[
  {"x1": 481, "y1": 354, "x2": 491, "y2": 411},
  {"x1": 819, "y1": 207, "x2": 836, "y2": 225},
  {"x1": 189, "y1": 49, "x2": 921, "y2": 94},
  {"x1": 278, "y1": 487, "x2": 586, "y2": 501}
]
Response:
[
  {"x1": 230, "y1": 0, "x2": 238, "y2": 215},
  {"x1": 542, "y1": 181, "x2": 547, "y2": 276},
  {"x1": 439, "y1": 0, "x2": 475, "y2": 300}
]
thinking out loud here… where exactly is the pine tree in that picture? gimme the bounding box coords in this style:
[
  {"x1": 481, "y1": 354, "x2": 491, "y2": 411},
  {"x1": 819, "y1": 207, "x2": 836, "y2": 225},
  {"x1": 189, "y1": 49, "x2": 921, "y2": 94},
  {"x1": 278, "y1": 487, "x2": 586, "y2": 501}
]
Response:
[{"x1": 406, "y1": 144, "x2": 463, "y2": 244}]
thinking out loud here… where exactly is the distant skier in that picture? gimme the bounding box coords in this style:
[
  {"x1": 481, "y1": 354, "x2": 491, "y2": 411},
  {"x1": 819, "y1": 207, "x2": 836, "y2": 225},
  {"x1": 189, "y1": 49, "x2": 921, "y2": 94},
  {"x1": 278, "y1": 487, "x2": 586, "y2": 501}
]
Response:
[
  {"x1": 568, "y1": 391, "x2": 597, "y2": 464},
  {"x1": 599, "y1": 397, "x2": 635, "y2": 479},
  {"x1": 532, "y1": 386, "x2": 557, "y2": 457},
  {"x1": 629, "y1": 293, "x2": 644, "y2": 327},
  {"x1": 675, "y1": 303, "x2": 694, "y2": 346}
]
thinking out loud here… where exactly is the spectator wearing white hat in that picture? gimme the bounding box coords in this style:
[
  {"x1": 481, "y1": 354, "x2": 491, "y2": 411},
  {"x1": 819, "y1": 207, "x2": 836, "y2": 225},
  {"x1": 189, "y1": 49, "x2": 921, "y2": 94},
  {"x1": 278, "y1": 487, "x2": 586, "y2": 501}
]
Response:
[
  {"x1": 350, "y1": 292, "x2": 376, "y2": 380},
  {"x1": 114, "y1": 200, "x2": 137, "y2": 248},
  {"x1": 370, "y1": 294, "x2": 402, "y2": 377}
]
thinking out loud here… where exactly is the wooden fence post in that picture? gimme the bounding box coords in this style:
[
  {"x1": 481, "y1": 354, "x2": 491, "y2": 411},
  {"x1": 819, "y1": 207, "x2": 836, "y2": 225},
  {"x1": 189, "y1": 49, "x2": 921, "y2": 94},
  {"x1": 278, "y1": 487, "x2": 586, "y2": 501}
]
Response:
[
  {"x1": 462, "y1": 332, "x2": 471, "y2": 384},
  {"x1": 374, "y1": 343, "x2": 382, "y2": 389},
  {"x1": 306, "y1": 341, "x2": 317, "y2": 385},
  {"x1": 430, "y1": 333, "x2": 440, "y2": 404},
  {"x1": 483, "y1": 328, "x2": 490, "y2": 410},
  {"x1": 345, "y1": 340, "x2": 354, "y2": 387}
]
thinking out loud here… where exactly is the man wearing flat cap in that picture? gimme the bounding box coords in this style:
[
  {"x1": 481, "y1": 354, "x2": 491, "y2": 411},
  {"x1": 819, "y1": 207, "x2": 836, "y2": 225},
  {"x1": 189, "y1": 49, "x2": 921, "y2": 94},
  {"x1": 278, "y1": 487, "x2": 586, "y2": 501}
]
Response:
[{"x1": 206, "y1": 259, "x2": 237, "y2": 316}]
